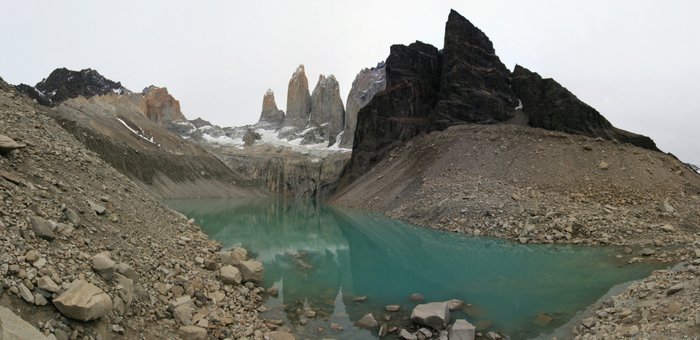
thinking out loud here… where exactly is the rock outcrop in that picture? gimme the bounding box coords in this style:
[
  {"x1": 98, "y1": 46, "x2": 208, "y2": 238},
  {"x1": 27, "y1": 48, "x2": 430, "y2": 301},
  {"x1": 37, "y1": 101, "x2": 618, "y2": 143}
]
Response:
[
  {"x1": 510, "y1": 65, "x2": 658, "y2": 150},
  {"x1": 138, "y1": 85, "x2": 187, "y2": 125},
  {"x1": 309, "y1": 74, "x2": 345, "y2": 143},
  {"x1": 0, "y1": 306, "x2": 50, "y2": 339},
  {"x1": 16, "y1": 68, "x2": 129, "y2": 106},
  {"x1": 340, "y1": 62, "x2": 386, "y2": 147},
  {"x1": 284, "y1": 65, "x2": 312, "y2": 127},
  {"x1": 340, "y1": 9, "x2": 660, "y2": 187},
  {"x1": 258, "y1": 89, "x2": 285, "y2": 127},
  {"x1": 434, "y1": 10, "x2": 517, "y2": 126}
]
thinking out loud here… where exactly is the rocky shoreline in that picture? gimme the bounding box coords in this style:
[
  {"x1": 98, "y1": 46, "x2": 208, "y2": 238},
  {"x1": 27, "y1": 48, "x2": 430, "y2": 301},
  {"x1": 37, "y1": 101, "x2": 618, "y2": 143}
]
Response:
[{"x1": 0, "y1": 79, "x2": 279, "y2": 339}]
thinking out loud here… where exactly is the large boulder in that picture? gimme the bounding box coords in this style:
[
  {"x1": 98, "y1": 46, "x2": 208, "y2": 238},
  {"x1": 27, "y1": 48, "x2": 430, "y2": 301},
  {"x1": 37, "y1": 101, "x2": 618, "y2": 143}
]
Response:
[
  {"x1": 410, "y1": 302, "x2": 450, "y2": 330},
  {"x1": 0, "y1": 135, "x2": 25, "y2": 154},
  {"x1": 219, "y1": 265, "x2": 242, "y2": 285},
  {"x1": 0, "y1": 306, "x2": 50, "y2": 339},
  {"x1": 28, "y1": 216, "x2": 55, "y2": 241},
  {"x1": 53, "y1": 280, "x2": 113, "y2": 321},
  {"x1": 237, "y1": 260, "x2": 264, "y2": 283},
  {"x1": 449, "y1": 319, "x2": 476, "y2": 340}
]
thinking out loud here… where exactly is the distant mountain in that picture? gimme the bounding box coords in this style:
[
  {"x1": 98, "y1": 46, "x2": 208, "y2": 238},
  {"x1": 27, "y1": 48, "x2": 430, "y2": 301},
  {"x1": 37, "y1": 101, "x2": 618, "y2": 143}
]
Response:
[{"x1": 16, "y1": 68, "x2": 129, "y2": 106}]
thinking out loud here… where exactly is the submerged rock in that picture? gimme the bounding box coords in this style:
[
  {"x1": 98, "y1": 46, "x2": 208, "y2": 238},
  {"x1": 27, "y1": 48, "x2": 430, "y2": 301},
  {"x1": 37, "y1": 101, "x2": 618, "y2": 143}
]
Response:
[
  {"x1": 355, "y1": 313, "x2": 379, "y2": 329},
  {"x1": 449, "y1": 319, "x2": 476, "y2": 340}
]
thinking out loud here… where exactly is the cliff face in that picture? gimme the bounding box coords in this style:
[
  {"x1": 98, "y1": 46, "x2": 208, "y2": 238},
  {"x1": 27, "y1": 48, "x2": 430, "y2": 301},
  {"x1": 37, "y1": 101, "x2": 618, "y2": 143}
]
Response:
[
  {"x1": 341, "y1": 9, "x2": 660, "y2": 187},
  {"x1": 284, "y1": 65, "x2": 312, "y2": 128},
  {"x1": 434, "y1": 10, "x2": 517, "y2": 126},
  {"x1": 138, "y1": 86, "x2": 187, "y2": 125},
  {"x1": 309, "y1": 75, "x2": 345, "y2": 143},
  {"x1": 340, "y1": 63, "x2": 386, "y2": 148}
]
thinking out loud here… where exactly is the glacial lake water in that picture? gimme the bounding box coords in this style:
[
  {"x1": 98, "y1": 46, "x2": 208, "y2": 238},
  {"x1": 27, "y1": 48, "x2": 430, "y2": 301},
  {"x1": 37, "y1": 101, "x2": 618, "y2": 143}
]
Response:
[{"x1": 165, "y1": 198, "x2": 658, "y2": 339}]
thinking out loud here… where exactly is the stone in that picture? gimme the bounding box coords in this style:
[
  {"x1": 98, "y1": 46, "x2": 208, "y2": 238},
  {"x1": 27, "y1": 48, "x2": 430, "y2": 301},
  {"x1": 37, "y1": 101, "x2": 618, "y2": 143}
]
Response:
[
  {"x1": 178, "y1": 325, "x2": 207, "y2": 340},
  {"x1": 269, "y1": 330, "x2": 296, "y2": 340},
  {"x1": 386, "y1": 304, "x2": 402, "y2": 312},
  {"x1": 92, "y1": 252, "x2": 116, "y2": 280},
  {"x1": 667, "y1": 283, "x2": 685, "y2": 296},
  {"x1": 34, "y1": 293, "x2": 48, "y2": 306},
  {"x1": 18, "y1": 283, "x2": 34, "y2": 303},
  {"x1": 661, "y1": 224, "x2": 675, "y2": 232},
  {"x1": 173, "y1": 304, "x2": 193, "y2": 325},
  {"x1": 449, "y1": 319, "x2": 476, "y2": 340},
  {"x1": 53, "y1": 280, "x2": 112, "y2": 321},
  {"x1": 38, "y1": 276, "x2": 61, "y2": 293},
  {"x1": 237, "y1": 260, "x2": 264, "y2": 283},
  {"x1": 62, "y1": 208, "x2": 81, "y2": 227},
  {"x1": 87, "y1": 200, "x2": 106, "y2": 215},
  {"x1": 168, "y1": 295, "x2": 195, "y2": 312},
  {"x1": 641, "y1": 248, "x2": 656, "y2": 256},
  {"x1": 399, "y1": 328, "x2": 418, "y2": 340},
  {"x1": 116, "y1": 262, "x2": 139, "y2": 281},
  {"x1": 0, "y1": 135, "x2": 25, "y2": 154},
  {"x1": 598, "y1": 161, "x2": 609, "y2": 170},
  {"x1": 353, "y1": 295, "x2": 367, "y2": 302},
  {"x1": 284, "y1": 65, "x2": 312, "y2": 127},
  {"x1": 25, "y1": 250, "x2": 40, "y2": 262},
  {"x1": 29, "y1": 216, "x2": 55, "y2": 240},
  {"x1": 219, "y1": 265, "x2": 242, "y2": 285},
  {"x1": 219, "y1": 247, "x2": 248, "y2": 266},
  {"x1": 410, "y1": 293, "x2": 425, "y2": 302},
  {"x1": 658, "y1": 201, "x2": 675, "y2": 213},
  {"x1": 0, "y1": 305, "x2": 49, "y2": 339},
  {"x1": 258, "y1": 89, "x2": 285, "y2": 126},
  {"x1": 411, "y1": 302, "x2": 450, "y2": 330},
  {"x1": 355, "y1": 313, "x2": 379, "y2": 329},
  {"x1": 533, "y1": 313, "x2": 554, "y2": 326},
  {"x1": 446, "y1": 299, "x2": 464, "y2": 311}
]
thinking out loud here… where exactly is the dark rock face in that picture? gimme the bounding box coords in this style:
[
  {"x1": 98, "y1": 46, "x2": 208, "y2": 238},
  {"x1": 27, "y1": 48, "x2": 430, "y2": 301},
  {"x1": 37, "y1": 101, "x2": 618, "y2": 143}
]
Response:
[
  {"x1": 434, "y1": 10, "x2": 517, "y2": 126},
  {"x1": 341, "y1": 9, "x2": 659, "y2": 188},
  {"x1": 14, "y1": 84, "x2": 51, "y2": 106},
  {"x1": 510, "y1": 65, "x2": 658, "y2": 150},
  {"x1": 341, "y1": 42, "x2": 442, "y2": 185},
  {"x1": 25, "y1": 68, "x2": 130, "y2": 106},
  {"x1": 340, "y1": 62, "x2": 386, "y2": 148}
]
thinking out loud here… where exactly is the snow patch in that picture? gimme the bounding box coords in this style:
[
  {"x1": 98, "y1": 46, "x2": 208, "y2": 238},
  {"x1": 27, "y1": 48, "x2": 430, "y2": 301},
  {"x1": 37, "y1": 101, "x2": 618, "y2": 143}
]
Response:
[
  {"x1": 515, "y1": 99, "x2": 523, "y2": 110},
  {"x1": 116, "y1": 118, "x2": 158, "y2": 145}
]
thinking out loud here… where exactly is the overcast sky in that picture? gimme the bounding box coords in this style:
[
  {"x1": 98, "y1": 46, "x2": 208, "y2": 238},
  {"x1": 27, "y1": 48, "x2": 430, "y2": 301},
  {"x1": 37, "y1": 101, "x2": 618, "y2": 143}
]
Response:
[{"x1": 1, "y1": 1, "x2": 698, "y2": 164}]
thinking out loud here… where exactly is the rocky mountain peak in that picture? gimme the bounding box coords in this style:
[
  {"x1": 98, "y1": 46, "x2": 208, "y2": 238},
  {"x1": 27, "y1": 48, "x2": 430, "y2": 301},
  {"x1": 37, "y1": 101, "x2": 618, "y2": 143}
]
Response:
[
  {"x1": 309, "y1": 73, "x2": 345, "y2": 143},
  {"x1": 19, "y1": 67, "x2": 130, "y2": 106},
  {"x1": 284, "y1": 64, "x2": 312, "y2": 127},
  {"x1": 258, "y1": 89, "x2": 285, "y2": 126},
  {"x1": 340, "y1": 62, "x2": 386, "y2": 148},
  {"x1": 138, "y1": 85, "x2": 186, "y2": 125}
]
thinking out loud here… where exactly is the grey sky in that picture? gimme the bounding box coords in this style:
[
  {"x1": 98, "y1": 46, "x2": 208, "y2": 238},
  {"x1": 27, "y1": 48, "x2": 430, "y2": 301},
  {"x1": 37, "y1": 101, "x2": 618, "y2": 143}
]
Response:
[{"x1": 1, "y1": 1, "x2": 698, "y2": 164}]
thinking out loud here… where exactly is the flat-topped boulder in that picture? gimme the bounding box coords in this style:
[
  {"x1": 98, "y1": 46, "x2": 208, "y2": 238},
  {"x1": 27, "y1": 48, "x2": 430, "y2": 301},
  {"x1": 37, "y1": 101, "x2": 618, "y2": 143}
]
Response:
[
  {"x1": 53, "y1": 280, "x2": 112, "y2": 321},
  {"x1": 411, "y1": 301, "x2": 450, "y2": 330}
]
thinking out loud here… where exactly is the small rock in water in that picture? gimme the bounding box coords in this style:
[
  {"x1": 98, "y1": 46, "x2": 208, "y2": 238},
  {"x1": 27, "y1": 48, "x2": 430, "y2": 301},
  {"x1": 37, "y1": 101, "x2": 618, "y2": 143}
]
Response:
[
  {"x1": 353, "y1": 295, "x2": 367, "y2": 302},
  {"x1": 399, "y1": 328, "x2": 418, "y2": 340},
  {"x1": 640, "y1": 248, "x2": 655, "y2": 256},
  {"x1": 355, "y1": 313, "x2": 378, "y2": 329},
  {"x1": 385, "y1": 304, "x2": 401, "y2": 312},
  {"x1": 329, "y1": 322, "x2": 343, "y2": 331},
  {"x1": 449, "y1": 319, "x2": 476, "y2": 340},
  {"x1": 533, "y1": 313, "x2": 554, "y2": 326},
  {"x1": 410, "y1": 293, "x2": 424, "y2": 302},
  {"x1": 411, "y1": 302, "x2": 450, "y2": 330},
  {"x1": 446, "y1": 299, "x2": 464, "y2": 311}
]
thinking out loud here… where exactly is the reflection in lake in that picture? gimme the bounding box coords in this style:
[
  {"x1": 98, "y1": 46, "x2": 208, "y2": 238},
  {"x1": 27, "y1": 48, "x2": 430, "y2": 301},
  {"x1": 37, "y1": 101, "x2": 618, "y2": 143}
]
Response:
[{"x1": 166, "y1": 198, "x2": 657, "y2": 339}]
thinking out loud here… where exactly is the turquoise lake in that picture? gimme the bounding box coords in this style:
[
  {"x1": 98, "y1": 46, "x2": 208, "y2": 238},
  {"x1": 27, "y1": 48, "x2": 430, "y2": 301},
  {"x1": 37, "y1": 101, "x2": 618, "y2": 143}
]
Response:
[{"x1": 165, "y1": 198, "x2": 657, "y2": 339}]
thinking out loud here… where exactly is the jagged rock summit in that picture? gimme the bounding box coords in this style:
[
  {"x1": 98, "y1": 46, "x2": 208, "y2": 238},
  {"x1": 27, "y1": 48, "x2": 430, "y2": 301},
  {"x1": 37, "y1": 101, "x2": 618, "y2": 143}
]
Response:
[
  {"x1": 139, "y1": 85, "x2": 187, "y2": 125},
  {"x1": 258, "y1": 89, "x2": 285, "y2": 126},
  {"x1": 284, "y1": 64, "x2": 312, "y2": 128},
  {"x1": 16, "y1": 67, "x2": 129, "y2": 106},
  {"x1": 342, "y1": 9, "x2": 659, "y2": 184},
  {"x1": 340, "y1": 62, "x2": 386, "y2": 148},
  {"x1": 310, "y1": 74, "x2": 345, "y2": 144}
]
